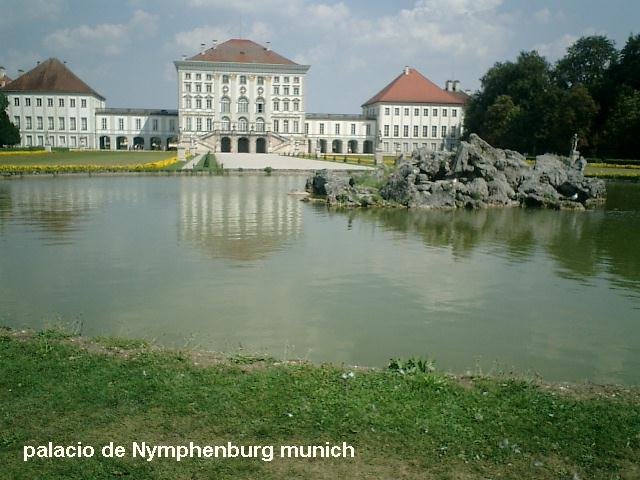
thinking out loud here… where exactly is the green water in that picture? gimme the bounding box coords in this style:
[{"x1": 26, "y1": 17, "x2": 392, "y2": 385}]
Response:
[{"x1": 1, "y1": 175, "x2": 639, "y2": 384}]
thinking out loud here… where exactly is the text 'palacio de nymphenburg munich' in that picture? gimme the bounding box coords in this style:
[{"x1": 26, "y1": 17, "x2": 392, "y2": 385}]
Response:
[{"x1": 1, "y1": 39, "x2": 469, "y2": 155}]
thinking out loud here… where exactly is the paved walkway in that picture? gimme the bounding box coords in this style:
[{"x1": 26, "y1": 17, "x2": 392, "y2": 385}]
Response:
[
  {"x1": 181, "y1": 153, "x2": 203, "y2": 170},
  {"x1": 215, "y1": 153, "x2": 372, "y2": 171}
]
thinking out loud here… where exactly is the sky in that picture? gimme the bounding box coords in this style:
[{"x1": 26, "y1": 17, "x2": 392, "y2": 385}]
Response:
[{"x1": 1, "y1": 0, "x2": 638, "y2": 113}]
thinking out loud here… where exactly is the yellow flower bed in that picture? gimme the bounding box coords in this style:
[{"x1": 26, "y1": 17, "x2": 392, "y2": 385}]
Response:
[
  {"x1": 0, "y1": 150, "x2": 48, "y2": 156},
  {"x1": 0, "y1": 156, "x2": 178, "y2": 174}
]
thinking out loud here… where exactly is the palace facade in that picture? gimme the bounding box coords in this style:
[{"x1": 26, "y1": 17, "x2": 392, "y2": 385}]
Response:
[{"x1": 2, "y1": 39, "x2": 468, "y2": 155}]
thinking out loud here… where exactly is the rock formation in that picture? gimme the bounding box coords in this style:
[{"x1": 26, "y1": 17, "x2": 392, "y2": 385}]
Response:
[{"x1": 306, "y1": 134, "x2": 605, "y2": 210}]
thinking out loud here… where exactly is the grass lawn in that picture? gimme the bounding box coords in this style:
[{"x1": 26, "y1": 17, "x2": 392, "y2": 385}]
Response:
[
  {"x1": 0, "y1": 151, "x2": 176, "y2": 167},
  {"x1": 585, "y1": 164, "x2": 640, "y2": 179},
  {"x1": 1, "y1": 329, "x2": 639, "y2": 479}
]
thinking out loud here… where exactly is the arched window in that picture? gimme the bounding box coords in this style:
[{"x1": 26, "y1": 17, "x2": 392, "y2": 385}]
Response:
[
  {"x1": 238, "y1": 117, "x2": 248, "y2": 132},
  {"x1": 238, "y1": 97, "x2": 249, "y2": 113},
  {"x1": 220, "y1": 96, "x2": 230, "y2": 113},
  {"x1": 256, "y1": 97, "x2": 265, "y2": 114},
  {"x1": 221, "y1": 116, "x2": 230, "y2": 131},
  {"x1": 256, "y1": 117, "x2": 265, "y2": 132}
]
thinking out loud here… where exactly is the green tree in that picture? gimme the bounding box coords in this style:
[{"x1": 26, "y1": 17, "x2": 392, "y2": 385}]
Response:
[
  {"x1": 547, "y1": 85, "x2": 598, "y2": 155},
  {"x1": 0, "y1": 92, "x2": 20, "y2": 147},
  {"x1": 600, "y1": 88, "x2": 640, "y2": 159},
  {"x1": 554, "y1": 35, "x2": 618, "y2": 93},
  {"x1": 483, "y1": 95, "x2": 521, "y2": 147},
  {"x1": 615, "y1": 34, "x2": 640, "y2": 90}
]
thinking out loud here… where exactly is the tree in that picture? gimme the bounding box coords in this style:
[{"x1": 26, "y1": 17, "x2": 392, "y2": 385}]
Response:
[
  {"x1": 0, "y1": 92, "x2": 20, "y2": 147},
  {"x1": 554, "y1": 35, "x2": 618, "y2": 93},
  {"x1": 483, "y1": 95, "x2": 521, "y2": 147},
  {"x1": 546, "y1": 85, "x2": 598, "y2": 155},
  {"x1": 600, "y1": 89, "x2": 640, "y2": 159},
  {"x1": 616, "y1": 34, "x2": 640, "y2": 90}
]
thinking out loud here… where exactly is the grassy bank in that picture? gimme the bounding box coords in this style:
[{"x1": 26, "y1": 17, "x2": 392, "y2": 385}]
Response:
[
  {"x1": 1, "y1": 329, "x2": 638, "y2": 479},
  {"x1": 0, "y1": 151, "x2": 182, "y2": 174}
]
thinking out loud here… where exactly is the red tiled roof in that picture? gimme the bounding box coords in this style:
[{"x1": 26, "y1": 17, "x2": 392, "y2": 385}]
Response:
[
  {"x1": 188, "y1": 39, "x2": 298, "y2": 65},
  {"x1": 363, "y1": 68, "x2": 465, "y2": 106},
  {"x1": 0, "y1": 58, "x2": 104, "y2": 100}
]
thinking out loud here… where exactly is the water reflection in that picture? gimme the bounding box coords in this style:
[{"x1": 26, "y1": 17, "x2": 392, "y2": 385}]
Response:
[{"x1": 178, "y1": 176, "x2": 303, "y2": 261}]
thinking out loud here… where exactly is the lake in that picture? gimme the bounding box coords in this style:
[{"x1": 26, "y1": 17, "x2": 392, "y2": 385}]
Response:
[{"x1": 1, "y1": 175, "x2": 639, "y2": 384}]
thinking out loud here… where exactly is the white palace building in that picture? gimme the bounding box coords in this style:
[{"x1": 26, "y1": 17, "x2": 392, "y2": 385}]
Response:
[{"x1": 2, "y1": 39, "x2": 468, "y2": 155}]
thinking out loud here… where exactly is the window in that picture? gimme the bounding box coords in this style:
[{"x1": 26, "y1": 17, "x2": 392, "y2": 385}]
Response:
[
  {"x1": 186, "y1": 117, "x2": 192, "y2": 130},
  {"x1": 206, "y1": 117, "x2": 213, "y2": 131},
  {"x1": 413, "y1": 126, "x2": 418, "y2": 137},
  {"x1": 293, "y1": 86, "x2": 299, "y2": 95},
  {"x1": 385, "y1": 107, "x2": 390, "y2": 115},
  {"x1": 195, "y1": 84, "x2": 201, "y2": 93},
  {"x1": 196, "y1": 117, "x2": 202, "y2": 131},
  {"x1": 451, "y1": 126, "x2": 457, "y2": 137},
  {"x1": 26, "y1": 135, "x2": 33, "y2": 146},
  {"x1": 272, "y1": 100, "x2": 279, "y2": 111},
  {"x1": 118, "y1": 118, "x2": 124, "y2": 130},
  {"x1": 293, "y1": 120, "x2": 299, "y2": 133},
  {"x1": 239, "y1": 75, "x2": 246, "y2": 85},
  {"x1": 101, "y1": 118, "x2": 107, "y2": 130},
  {"x1": 221, "y1": 117, "x2": 230, "y2": 131},
  {"x1": 153, "y1": 119, "x2": 158, "y2": 131},
  {"x1": 36, "y1": 98, "x2": 42, "y2": 107},
  {"x1": 37, "y1": 136, "x2": 44, "y2": 146},
  {"x1": 273, "y1": 86, "x2": 280, "y2": 95},
  {"x1": 394, "y1": 108, "x2": 400, "y2": 115},
  {"x1": 70, "y1": 117, "x2": 76, "y2": 130},
  {"x1": 283, "y1": 86, "x2": 289, "y2": 95},
  {"x1": 273, "y1": 76, "x2": 280, "y2": 83},
  {"x1": 13, "y1": 116, "x2": 20, "y2": 128},
  {"x1": 366, "y1": 124, "x2": 371, "y2": 135},
  {"x1": 81, "y1": 99, "x2": 86, "y2": 108},
  {"x1": 319, "y1": 123, "x2": 325, "y2": 134},
  {"x1": 48, "y1": 98, "x2": 53, "y2": 107},
  {"x1": 221, "y1": 97, "x2": 230, "y2": 113},
  {"x1": 423, "y1": 126, "x2": 428, "y2": 137},
  {"x1": 206, "y1": 83, "x2": 212, "y2": 93},
  {"x1": 273, "y1": 119, "x2": 279, "y2": 132},
  {"x1": 403, "y1": 125, "x2": 409, "y2": 137},
  {"x1": 404, "y1": 108, "x2": 409, "y2": 116},
  {"x1": 403, "y1": 142, "x2": 409, "y2": 152},
  {"x1": 414, "y1": 108, "x2": 419, "y2": 116},
  {"x1": 256, "y1": 98, "x2": 265, "y2": 113},
  {"x1": 424, "y1": 108, "x2": 428, "y2": 116},
  {"x1": 335, "y1": 123, "x2": 340, "y2": 135},
  {"x1": 283, "y1": 76, "x2": 289, "y2": 83},
  {"x1": 170, "y1": 120, "x2": 175, "y2": 131},
  {"x1": 442, "y1": 109, "x2": 447, "y2": 117},
  {"x1": 393, "y1": 125, "x2": 399, "y2": 137},
  {"x1": 134, "y1": 118, "x2": 140, "y2": 130},
  {"x1": 441, "y1": 126, "x2": 447, "y2": 137},
  {"x1": 48, "y1": 117, "x2": 54, "y2": 130},
  {"x1": 14, "y1": 97, "x2": 19, "y2": 106},
  {"x1": 185, "y1": 73, "x2": 191, "y2": 80},
  {"x1": 432, "y1": 126, "x2": 437, "y2": 137},
  {"x1": 206, "y1": 74, "x2": 212, "y2": 81},
  {"x1": 283, "y1": 120, "x2": 289, "y2": 133},
  {"x1": 432, "y1": 108, "x2": 438, "y2": 116},
  {"x1": 59, "y1": 136, "x2": 66, "y2": 146},
  {"x1": 206, "y1": 98, "x2": 212, "y2": 109},
  {"x1": 25, "y1": 98, "x2": 31, "y2": 107},
  {"x1": 452, "y1": 109, "x2": 457, "y2": 117},
  {"x1": 256, "y1": 117, "x2": 265, "y2": 132},
  {"x1": 37, "y1": 117, "x2": 43, "y2": 129},
  {"x1": 185, "y1": 97, "x2": 192, "y2": 109},
  {"x1": 185, "y1": 83, "x2": 191, "y2": 92},
  {"x1": 237, "y1": 117, "x2": 248, "y2": 132},
  {"x1": 70, "y1": 136, "x2": 76, "y2": 147},
  {"x1": 293, "y1": 76, "x2": 300, "y2": 83},
  {"x1": 238, "y1": 97, "x2": 249, "y2": 113},
  {"x1": 59, "y1": 98, "x2": 64, "y2": 107},
  {"x1": 304, "y1": 123, "x2": 309, "y2": 134},
  {"x1": 58, "y1": 117, "x2": 65, "y2": 130},
  {"x1": 283, "y1": 100, "x2": 289, "y2": 111},
  {"x1": 293, "y1": 99, "x2": 299, "y2": 111},
  {"x1": 70, "y1": 99, "x2": 75, "y2": 107},
  {"x1": 349, "y1": 123, "x2": 355, "y2": 135},
  {"x1": 222, "y1": 75, "x2": 229, "y2": 84},
  {"x1": 195, "y1": 73, "x2": 201, "y2": 80},
  {"x1": 196, "y1": 98, "x2": 202, "y2": 109},
  {"x1": 257, "y1": 76, "x2": 264, "y2": 85},
  {"x1": 26, "y1": 116, "x2": 32, "y2": 129}
]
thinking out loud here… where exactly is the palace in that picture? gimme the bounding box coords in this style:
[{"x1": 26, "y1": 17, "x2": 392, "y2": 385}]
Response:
[{"x1": 1, "y1": 39, "x2": 468, "y2": 155}]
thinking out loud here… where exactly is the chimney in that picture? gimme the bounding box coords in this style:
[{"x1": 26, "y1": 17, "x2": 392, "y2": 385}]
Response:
[
  {"x1": 212, "y1": 39, "x2": 218, "y2": 49},
  {"x1": 445, "y1": 80, "x2": 452, "y2": 91},
  {"x1": 266, "y1": 41, "x2": 271, "y2": 51},
  {"x1": 404, "y1": 66, "x2": 410, "y2": 75},
  {"x1": 453, "y1": 80, "x2": 460, "y2": 92}
]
